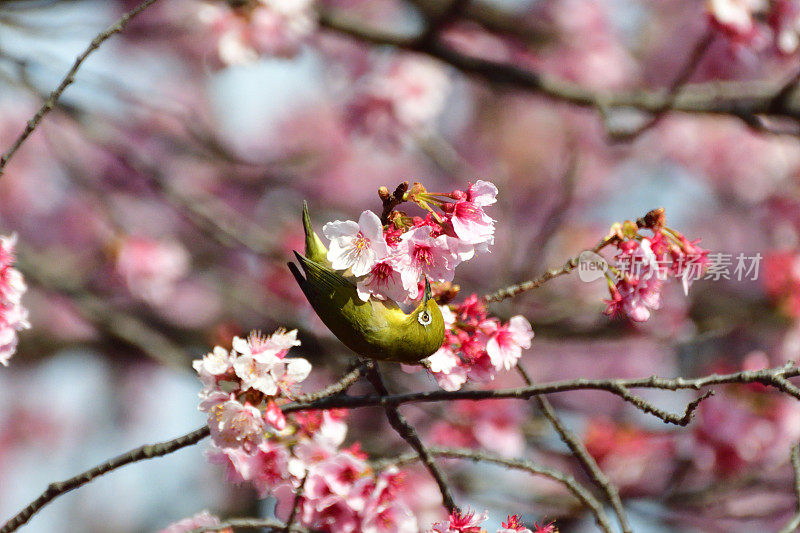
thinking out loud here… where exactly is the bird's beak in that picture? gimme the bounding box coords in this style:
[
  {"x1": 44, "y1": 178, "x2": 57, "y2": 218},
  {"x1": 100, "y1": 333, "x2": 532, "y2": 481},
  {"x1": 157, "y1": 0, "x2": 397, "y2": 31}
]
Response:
[{"x1": 423, "y1": 277, "x2": 432, "y2": 305}]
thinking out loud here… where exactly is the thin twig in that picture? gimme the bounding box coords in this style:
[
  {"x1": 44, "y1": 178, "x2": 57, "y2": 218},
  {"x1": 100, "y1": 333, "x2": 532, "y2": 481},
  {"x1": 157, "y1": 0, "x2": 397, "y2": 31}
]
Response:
[
  {"x1": 778, "y1": 444, "x2": 800, "y2": 533},
  {"x1": 0, "y1": 0, "x2": 162, "y2": 178},
  {"x1": 484, "y1": 207, "x2": 661, "y2": 303},
  {"x1": 364, "y1": 363, "x2": 458, "y2": 513},
  {"x1": 483, "y1": 234, "x2": 616, "y2": 303},
  {"x1": 517, "y1": 365, "x2": 632, "y2": 533},
  {"x1": 372, "y1": 446, "x2": 615, "y2": 533},
  {"x1": 292, "y1": 362, "x2": 369, "y2": 403},
  {"x1": 606, "y1": 383, "x2": 714, "y2": 426},
  {"x1": 0, "y1": 426, "x2": 210, "y2": 533}
]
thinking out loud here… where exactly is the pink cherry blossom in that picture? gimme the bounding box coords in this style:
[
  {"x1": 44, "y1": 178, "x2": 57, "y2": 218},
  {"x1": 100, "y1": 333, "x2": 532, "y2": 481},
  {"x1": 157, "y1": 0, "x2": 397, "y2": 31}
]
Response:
[
  {"x1": 443, "y1": 180, "x2": 498, "y2": 245},
  {"x1": 159, "y1": 510, "x2": 229, "y2": 533},
  {"x1": 192, "y1": 346, "x2": 234, "y2": 390},
  {"x1": 484, "y1": 315, "x2": 534, "y2": 371},
  {"x1": 707, "y1": 0, "x2": 764, "y2": 42},
  {"x1": 324, "y1": 210, "x2": 389, "y2": 277},
  {"x1": 207, "y1": 441, "x2": 293, "y2": 497},
  {"x1": 208, "y1": 397, "x2": 266, "y2": 451},
  {"x1": 233, "y1": 329, "x2": 301, "y2": 362},
  {"x1": 497, "y1": 514, "x2": 535, "y2": 533},
  {"x1": 604, "y1": 277, "x2": 664, "y2": 323},
  {"x1": 431, "y1": 508, "x2": 489, "y2": 533},
  {"x1": 356, "y1": 257, "x2": 409, "y2": 303},
  {"x1": 0, "y1": 233, "x2": 28, "y2": 366},
  {"x1": 346, "y1": 55, "x2": 450, "y2": 139},
  {"x1": 230, "y1": 331, "x2": 311, "y2": 396},
  {"x1": 264, "y1": 399, "x2": 286, "y2": 431},
  {"x1": 397, "y1": 226, "x2": 459, "y2": 296},
  {"x1": 115, "y1": 236, "x2": 189, "y2": 306},
  {"x1": 425, "y1": 346, "x2": 468, "y2": 391}
]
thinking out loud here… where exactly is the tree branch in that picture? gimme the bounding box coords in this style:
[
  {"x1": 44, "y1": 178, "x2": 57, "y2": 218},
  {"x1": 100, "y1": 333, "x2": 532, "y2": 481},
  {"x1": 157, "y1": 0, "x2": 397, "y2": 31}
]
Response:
[
  {"x1": 318, "y1": 7, "x2": 800, "y2": 132},
  {"x1": 364, "y1": 363, "x2": 458, "y2": 513},
  {"x1": 373, "y1": 446, "x2": 615, "y2": 533},
  {"x1": 282, "y1": 361, "x2": 800, "y2": 413},
  {"x1": 517, "y1": 366, "x2": 631, "y2": 533},
  {"x1": 0, "y1": 426, "x2": 210, "y2": 533},
  {"x1": 0, "y1": 0, "x2": 162, "y2": 178}
]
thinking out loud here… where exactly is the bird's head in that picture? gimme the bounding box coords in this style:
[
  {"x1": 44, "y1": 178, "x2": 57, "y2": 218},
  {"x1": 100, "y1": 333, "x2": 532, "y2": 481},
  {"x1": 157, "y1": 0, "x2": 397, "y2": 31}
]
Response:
[{"x1": 410, "y1": 278, "x2": 446, "y2": 354}]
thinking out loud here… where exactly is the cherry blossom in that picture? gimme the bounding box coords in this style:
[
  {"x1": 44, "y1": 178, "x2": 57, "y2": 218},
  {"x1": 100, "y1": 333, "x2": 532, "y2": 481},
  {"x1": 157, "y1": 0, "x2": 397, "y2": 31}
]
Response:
[
  {"x1": 442, "y1": 180, "x2": 498, "y2": 245},
  {"x1": 198, "y1": 0, "x2": 316, "y2": 64},
  {"x1": 323, "y1": 210, "x2": 389, "y2": 277},
  {"x1": 159, "y1": 510, "x2": 230, "y2": 533},
  {"x1": 397, "y1": 226, "x2": 459, "y2": 296},
  {"x1": 483, "y1": 316, "x2": 534, "y2": 370},
  {"x1": 417, "y1": 295, "x2": 534, "y2": 390},
  {"x1": 601, "y1": 219, "x2": 709, "y2": 323},
  {"x1": 356, "y1": 258, "x2": 408, "y2": 303},
  {"x1": 114, "y1": 236, "x2": 189, "y2": 306},
  {"x1": 0, "y1": 234, "x2": 29, "y2": 366},
  {"x1": 431, "y1": 508, "x2": 489, "y2": 533},
  {"x1": 207, "y1": 396, "x2": 266, "y2": 451},
  {"x1": 346, "y1": 55, "x2": 450, "y2": 139},
  {"x1": 497, "y1": 514, "x2": 535, "y2": 533}
]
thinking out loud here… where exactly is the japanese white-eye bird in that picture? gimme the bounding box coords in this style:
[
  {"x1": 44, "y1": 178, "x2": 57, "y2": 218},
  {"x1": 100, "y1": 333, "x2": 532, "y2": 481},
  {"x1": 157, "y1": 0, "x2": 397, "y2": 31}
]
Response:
[{"x1": 288, "y1": 202, "x2": 445, "y2": 363}]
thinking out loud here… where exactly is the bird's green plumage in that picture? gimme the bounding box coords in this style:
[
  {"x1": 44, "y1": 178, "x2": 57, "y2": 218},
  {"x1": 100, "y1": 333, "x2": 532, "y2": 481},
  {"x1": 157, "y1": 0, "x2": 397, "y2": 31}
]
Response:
[{"x1": 288, "y1": 203, "x2": 445, "y2": 363}]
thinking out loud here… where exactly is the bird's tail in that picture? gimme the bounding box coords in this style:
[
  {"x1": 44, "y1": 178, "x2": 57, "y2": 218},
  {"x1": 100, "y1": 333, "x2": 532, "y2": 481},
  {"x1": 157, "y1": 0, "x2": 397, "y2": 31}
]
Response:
[{"x1": 303, "y1": 201, "x2": 330, "y2": 266}]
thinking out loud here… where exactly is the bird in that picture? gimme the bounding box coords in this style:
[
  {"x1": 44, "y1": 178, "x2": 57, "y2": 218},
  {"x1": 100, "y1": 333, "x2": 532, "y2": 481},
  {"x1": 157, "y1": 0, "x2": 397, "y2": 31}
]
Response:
[{"x1": 288, "y1": 202, "x2": 445, "y2": 363}]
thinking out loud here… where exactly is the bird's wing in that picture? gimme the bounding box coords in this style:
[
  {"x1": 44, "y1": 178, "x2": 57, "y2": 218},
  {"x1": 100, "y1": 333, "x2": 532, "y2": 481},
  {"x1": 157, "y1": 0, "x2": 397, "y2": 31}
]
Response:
[{"x1": 292, "y1": 251, "x2": 353, "y2": 296}]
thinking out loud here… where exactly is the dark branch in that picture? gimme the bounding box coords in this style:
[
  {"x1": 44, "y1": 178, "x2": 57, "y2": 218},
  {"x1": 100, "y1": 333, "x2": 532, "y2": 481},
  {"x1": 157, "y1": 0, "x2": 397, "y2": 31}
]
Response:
[
  {"x1": 282, "y1": 361, "x2": 800, "y2": 413},
  {"x1": 364, "y1": 363, "x2": 458, "y2": 513},
  {"x1": 318, "y1": 7, "x2": 800, "y2": 132},
  {"x1": 373, "y1": 446, "x2": 615, "y2": 533},
  {"x1": 517, "y1": 366, "x2": 631, "y2": 533},
  {"x1": 0, "y1": 426, "x2": 209, "y2": 533}
]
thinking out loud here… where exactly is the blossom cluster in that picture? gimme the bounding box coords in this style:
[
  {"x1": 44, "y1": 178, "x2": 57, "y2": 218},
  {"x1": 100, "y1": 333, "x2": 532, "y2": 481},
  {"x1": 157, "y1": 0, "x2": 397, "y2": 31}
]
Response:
[
  {"x1": 421, "y1": 295, "x2": 534, "y2": 391},
  {"x1": 707, "y1": 0, "x2": 800, "y2": 54},
  {"x1": 322, "y1": 180, "x2": 497, "y2": 304},
  {"x1": 430, "y1": 509, "x2": 557, "y2": 533},
  {"x1": 198, "y1": 0, "x2": 316, "y2": 64},
  {"x1": 207, "y1": 407, "x2": 422, "y2": 532},
  {"x1": 0, "y1": 234, "x2": 29, "y2": 366},
  {"x1": 193, "y1": 328, "x2": 311, "y2": 449},
  {"x1": 345, "y1": 55, "x2": 451, "y2": 142},
  {"x1": 602, "y1": 214, "x2": 710, "y2": 323},
  {"x1": 114, "y1": 236, "x2": 190, "y2": 306},
  {"x1": 194, "y1": 331, "x2": 423, "y2": 532}
]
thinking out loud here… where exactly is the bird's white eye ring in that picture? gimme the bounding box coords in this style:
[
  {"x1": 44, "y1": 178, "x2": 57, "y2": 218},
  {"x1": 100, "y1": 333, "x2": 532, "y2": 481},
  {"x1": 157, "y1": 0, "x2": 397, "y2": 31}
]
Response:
[{"x1": 418, "y1": 311, "x2": 432, "y2": 326}]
